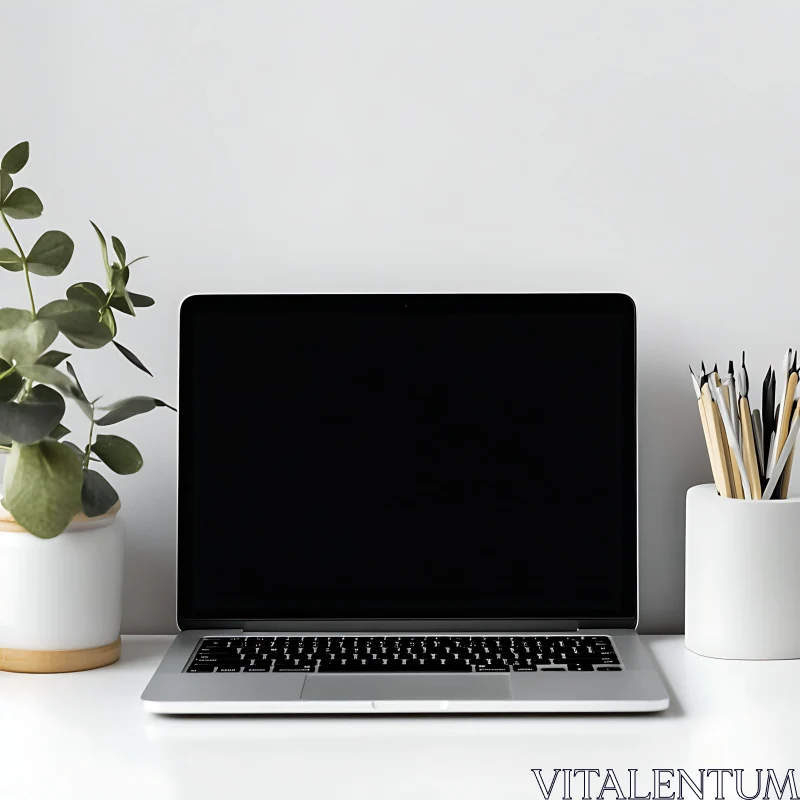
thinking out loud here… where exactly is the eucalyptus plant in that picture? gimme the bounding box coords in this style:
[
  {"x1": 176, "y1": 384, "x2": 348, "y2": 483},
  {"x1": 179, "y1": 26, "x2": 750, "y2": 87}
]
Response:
[{"x1": 0, "y1": 141, "x2": 174, "y2": 538}]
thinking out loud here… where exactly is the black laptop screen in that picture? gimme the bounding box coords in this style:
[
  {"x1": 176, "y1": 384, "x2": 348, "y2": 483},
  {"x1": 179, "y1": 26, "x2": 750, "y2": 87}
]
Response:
[{"x1": 178, "y1": 294, "x2": 637, "y2": 624}]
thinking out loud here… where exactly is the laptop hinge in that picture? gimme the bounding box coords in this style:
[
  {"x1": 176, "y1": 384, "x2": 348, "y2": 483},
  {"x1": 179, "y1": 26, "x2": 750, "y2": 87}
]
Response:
[{"x1": 241, "y1": 619, "x2": 581, "y2": 633}]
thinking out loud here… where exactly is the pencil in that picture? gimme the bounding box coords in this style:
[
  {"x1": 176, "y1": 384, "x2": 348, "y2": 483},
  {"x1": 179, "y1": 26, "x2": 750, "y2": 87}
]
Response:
[
  {"x1": 701, "y1": 376, "x2": 733, "y2": 498},
  {"x1": 769, "y1": 349, "x2": 792, "y2": 477},
  {"x1": 712, "y1": 369, "x2": 744, "y2": 498},
  {"x1": 763, "y1": 367, "x2": 775, "y2": 472},
  {"x1": 764, "y1": 413, "x2": 800, "y2": 499},
  {"x1": 724, "y1": 360, "x2": 739, "y2": 444},
  {"x1": 779, "y1": 400, "x2": 799, "y2": 499},
  {"x1": 711, "y1": 381, "x2": 752, "y2": 499},
  {"x1": 691, "y1": 367, "x2": 723, "y2": 494},
  {"x1": 774, "y1": 366, "x2": 798, "y2": 469},
  {"x1": 738, "y1": 359, "x2": 762, "y2": 500},
  {"x1": 753, "y1": 408, "x2": 765, "y2": 478},
  {"x1": 740, "y1": 402, "x2": 762, "y2": 499}
]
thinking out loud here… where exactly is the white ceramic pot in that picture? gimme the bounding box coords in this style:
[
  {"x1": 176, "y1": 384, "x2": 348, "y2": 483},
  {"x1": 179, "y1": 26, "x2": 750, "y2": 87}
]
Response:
[
  {"x1": 685, "y1": 484, "x2": 800, "y2": 660},
  {"x1": 0, "y1": 502, "x2": 124, "y2": 672}
]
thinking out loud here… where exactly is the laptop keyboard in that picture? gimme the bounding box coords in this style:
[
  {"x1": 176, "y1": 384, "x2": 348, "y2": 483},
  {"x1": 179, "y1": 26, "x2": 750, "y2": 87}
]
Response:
[{"x1": 185, "y1": 635, "x2": 621, "y2": 673}]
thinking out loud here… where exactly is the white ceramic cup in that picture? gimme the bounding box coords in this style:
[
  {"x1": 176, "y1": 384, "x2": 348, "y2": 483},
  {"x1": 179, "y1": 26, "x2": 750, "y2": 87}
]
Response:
[{"x1": 685, "y1": 483, "x2": 800, "y2": 660}]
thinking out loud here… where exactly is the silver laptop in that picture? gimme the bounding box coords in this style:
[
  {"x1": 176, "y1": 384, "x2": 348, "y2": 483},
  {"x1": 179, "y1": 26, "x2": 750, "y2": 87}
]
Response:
[{"x1": 142, "y1": 293, "x2": 669, "y2": 714}]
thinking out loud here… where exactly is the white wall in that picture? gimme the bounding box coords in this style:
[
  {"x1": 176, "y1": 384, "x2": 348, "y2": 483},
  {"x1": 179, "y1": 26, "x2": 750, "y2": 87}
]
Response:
[{"x1": 3, "y1": 1, "x2": 799, "y2": 633}]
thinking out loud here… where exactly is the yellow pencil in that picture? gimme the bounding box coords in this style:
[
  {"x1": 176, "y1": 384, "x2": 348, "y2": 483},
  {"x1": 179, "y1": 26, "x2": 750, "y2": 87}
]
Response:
[
  {"x1": 701, "y1": 380, "x2": 733, "y2": 498},
  {"x1": 691, "y1": 367, "x2": 723, "y2": 494},
  {"x1": 779, "y1": 400, "x2": 799, "y2": 499},
  {"x1": 740, "y1": 396, "x2": 762, "y2": 500},
  {"x1": 710, "y1": 370, "x2": 738, "y2": 497}
]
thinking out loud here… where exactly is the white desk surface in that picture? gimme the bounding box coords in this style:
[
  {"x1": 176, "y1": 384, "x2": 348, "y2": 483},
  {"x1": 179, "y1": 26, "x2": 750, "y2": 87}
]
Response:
[{"x1": 1, "y1": 635, "x2": 796, "y2": 800}]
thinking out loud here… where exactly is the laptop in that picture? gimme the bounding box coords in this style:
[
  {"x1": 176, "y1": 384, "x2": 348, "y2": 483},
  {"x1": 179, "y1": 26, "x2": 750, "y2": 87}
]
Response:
[{"x1": 142, "y1": 293, "x2": 669, "y2": 714}]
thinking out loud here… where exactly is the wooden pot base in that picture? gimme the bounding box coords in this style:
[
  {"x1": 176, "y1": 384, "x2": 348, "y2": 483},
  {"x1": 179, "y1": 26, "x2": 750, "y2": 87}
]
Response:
[{"x1": 0, "y1": 637, "x2": 121, "y2": 673}]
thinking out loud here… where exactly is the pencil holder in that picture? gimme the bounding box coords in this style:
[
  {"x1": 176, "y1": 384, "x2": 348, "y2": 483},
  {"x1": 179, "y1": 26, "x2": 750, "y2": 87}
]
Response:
[{"x1": 685, "y1": 484, "x2": 800, "y2": 660}]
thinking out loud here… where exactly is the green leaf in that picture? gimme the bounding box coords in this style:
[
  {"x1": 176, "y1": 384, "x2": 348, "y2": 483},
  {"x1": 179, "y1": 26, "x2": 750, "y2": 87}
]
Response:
[
  {"x1": 96, "y1": 395, "x2": 175, "y2": 426},
  {"x1": 0, "y1": 308, "x2": 58, "y2": 364},
  {"x1": 38, "y1": 299, "x2": 114, "y2": 349},
  {"x1": 129, "y1": 292, "x2": 155, "y2": 308},
  {"x1": 81, "y1": 469, "x2": 119, "y2": 517},
  {"x1": 1, "y1": 440, "x2": 83, "y2": 538},
  {"x1": 108, "y1": 294, "x2": 136, "y2": 316},
  {"x1": 91, "y1": 434, "x2": 142, "y2": 474},
  {"x1": 111, "y1": 266, "x2": 128, "y2": 294},
  {"x1": 0, "y1": 385, "x2": 66, "y2": 445},
  {"x1": 0, "y1": 247, "x2": 22, "y2": 272},
  {"x1": 0, "y1": 358, "x2": 23, "y2": 402},
  {"x1": 105, "y1": 258, "x2": 136, "y2": 316},
  {"x1": 14, "y1": 364, "x2": 90, "y2": 419},
  {"x1": 65, "y1": 361, "x2": 89, "y2": 404},
  {"x1": 26, "y1": 230, "x2": 75, "y2": 277},
  {"x1": 66, "y1": 282, "x2": 105, "y2": 310},
  {"x1": 89, "y1": 220, "x2": 112, "y2": 279},
  {"x1": 0, "y1": 170, "x2": 12, "y2": 203},
  {"x1": 16, "y1": 363, "x2": 80, "y2": 397},
  {"x1": 2, "y1": 187, "x2": 43, "y2": 219},
  {"x1": 36, "y1": 350, "x2": 70, "y2": 368},
  {"x1": 49, "y1": 423, "x2": 70, "y2": 441},
  {"x1": 111, "y1": 236, "x2": 126, "y2": 266},
  {"x1": 1, "y1": 142, "x2": 29, "y2": 174},
  {"x1": 113, "y1": 341, "x2": 152, "y2": 376},
  {"x1": 101, "y1": 307, "x2": 117, "y2": 338},
  {"x1": 61, "y1": 440, "x2": 85, "y2": 460}
]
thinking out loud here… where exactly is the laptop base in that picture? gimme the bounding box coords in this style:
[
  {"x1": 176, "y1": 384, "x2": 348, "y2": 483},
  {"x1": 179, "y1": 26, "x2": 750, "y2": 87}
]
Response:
[{"x1": 142, "y1": 629, "x2": 669, "y2": 714}]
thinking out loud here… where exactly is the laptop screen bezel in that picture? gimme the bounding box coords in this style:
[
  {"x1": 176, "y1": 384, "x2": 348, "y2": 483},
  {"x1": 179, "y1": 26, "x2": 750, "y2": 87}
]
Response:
[{"x1": 177, "y1": 293, "x2": 638, "y2": 631}]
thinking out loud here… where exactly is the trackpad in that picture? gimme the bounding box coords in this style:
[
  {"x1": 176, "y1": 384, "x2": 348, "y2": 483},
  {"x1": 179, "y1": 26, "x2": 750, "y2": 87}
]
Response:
[{"x1": 301, "y1": 674, "x2": 512, "y2": 701}]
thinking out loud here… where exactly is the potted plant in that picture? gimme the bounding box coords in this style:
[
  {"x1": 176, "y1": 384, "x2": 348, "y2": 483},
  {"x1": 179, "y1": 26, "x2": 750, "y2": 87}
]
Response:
[{"x1": 0, "y1": 141, "x2": 174, "y2": 673}]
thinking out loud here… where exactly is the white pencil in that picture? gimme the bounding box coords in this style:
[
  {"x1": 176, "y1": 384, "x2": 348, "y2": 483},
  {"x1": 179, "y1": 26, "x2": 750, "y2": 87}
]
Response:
[
  {"x1": 723, "y1": 360, "x2": 739, "y2": 444},
  {"x1": 711, "y1": 382, "x2": 752, "y2": 500}
]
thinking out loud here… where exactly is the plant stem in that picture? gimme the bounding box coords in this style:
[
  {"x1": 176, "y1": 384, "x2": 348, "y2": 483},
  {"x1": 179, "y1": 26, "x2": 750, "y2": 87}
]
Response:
[
  {"x1": 0, "y1": 445, "x2": 10, "y2": 452},
  {"x1": 0, "y1": 209, "x2": 35, "y2": 317},
  {"x1": 83, "y1": 406, "x2": 96, "y2": 470},
  {"x1": 0, "y1": 364, "x2": 16, "y2": 382},
  {"x1": 97, "y1": 294, "x2": 113, "y2": 320}
]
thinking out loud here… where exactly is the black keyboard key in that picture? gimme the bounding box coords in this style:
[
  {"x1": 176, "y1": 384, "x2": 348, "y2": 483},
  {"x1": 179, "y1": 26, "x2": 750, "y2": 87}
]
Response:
[
  {"x1": 273, "y1": 665, "x2": 315, "y2": 672},
  {"x1": 568, "y1": 664, "x2": 595, "y2": 671},
  {"x1": 318, "y1": 661, "x2": 361, "y2": 672},
  {"x1": 187, "y1": 635, "x2": 619, "y2": 674},
  {"x1": 597, "y1": 666, "x2": 622, "y2": 671}
]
